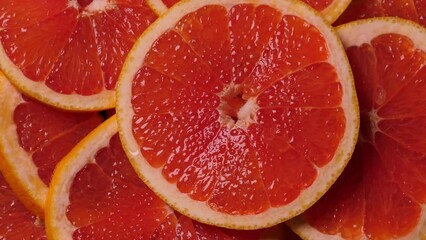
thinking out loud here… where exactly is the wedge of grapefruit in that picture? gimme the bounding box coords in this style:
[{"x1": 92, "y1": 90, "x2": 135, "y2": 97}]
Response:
[
  {"x1": 0, "y1": 169, "x2": 46, "y2": 239},
  {"x1": 0, "y1": 73, "x2": 103, "y2": 217},
  {"x1": 46, "y1": 115, "x2": 264, "y2": 239},
  {"x1": 117, "y1": 0, "x2": 359, "y2": 229},
  {"x1": 147, "y1": 0, "x2": 352, "y2": 23},
  {"x1": 288, "y1": 17, "x2": 426, "y2": 239},
  {"x1": 335, "y1": 0, "x2": 426, "y2": 27},
  {"x1": 0, "y1": 0, "x2": 157, "y2": 110}
]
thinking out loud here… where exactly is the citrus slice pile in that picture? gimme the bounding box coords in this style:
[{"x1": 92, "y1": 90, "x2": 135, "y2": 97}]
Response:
[
  {"x1": 289, "y1": 17, "x2": 426, "y2": 240},
  {"x1": 335, "y1": 0, "x2": 426, "y2": 27},
  {"x1": 0, "y1": 0, "x2": 157, "y2": 110},
  {"x1": 117, "y1": 0, "x2": 359, "y2": 229},
  {"x1": 46, "y1": 116, "x2": 262, "y2": 239},
  {"x1": 0, "y1": 73, "x2": 103, "y2": 216},
  {"x1": 147, "y1": 0, "x2": 352, "y2": 23}
]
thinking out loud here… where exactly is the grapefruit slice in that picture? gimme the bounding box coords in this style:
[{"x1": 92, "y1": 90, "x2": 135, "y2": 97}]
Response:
[
  {"x1": 288, "y1": 17, "x2": 426, "y2": 239},
  {"x1": 0, "y1": 0, "x2": 157, "y2": 110},
  {"x1": 0, "y1": 72, "x2": 103, "y2": 217},
  {"x1": 0, "y1": 169, "x2": 46, "y2": 239},
  {"x1": 335, "y1": 0, "x2": 426, "y2": 27},
  {"x1": 147, "y1": 0, "x2": 352, "y2": 23},
  {"x1": 46, "y1": 115, "x2": 263, "y2": 239},
  {"x1": 117, "y1": 0, "x2": 359, "y2": 229}
]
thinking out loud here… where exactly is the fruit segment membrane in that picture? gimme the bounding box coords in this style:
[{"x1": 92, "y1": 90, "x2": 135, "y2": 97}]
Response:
[
  {"x1": 130, "y1": 4, "x2": 346, "y2": 214},
  {"x1": 66, "y1": 133, "x2": 259, "y2": 239},
  {"x1": 0, "y1": 0, "x2": 156, "y2": 95},
  {"x1": 14, "y1": 96, "x2": 103, "y2": 185},
  {"x1": 304, "y1": 33, "x2": 426, "y2": 239}
]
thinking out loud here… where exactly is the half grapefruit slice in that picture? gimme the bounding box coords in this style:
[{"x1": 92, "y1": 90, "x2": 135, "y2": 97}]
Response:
[
  {"x1": 46, "y1": 116, "x2": 262, "y2": 239},
  {"x1": 288, "y1": 17, "x2": 426, "y2": 240},
  {"x1": 0, "y1": 0, "x2": 157, "y2": 110},
  {"x1": 147, "y1": 0, "x2": 352, "y2": 23},
  {"x1": 117, "y1": 0, "x2": 359, "y2": 229},
  {"x1": 0, "y1": 73, "x2": 103, "y2": 216}
]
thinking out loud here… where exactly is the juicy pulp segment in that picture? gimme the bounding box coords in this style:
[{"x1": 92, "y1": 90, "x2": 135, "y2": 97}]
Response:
[
  {"x1": 304, "y1": 32, "x2": 426, "y2": 239},
  {"x1": 14, "y1": 97, "x2": 103, "y2": 185},
  {"x1": 0, "y1": 1, "x2": 157, "y2": 95},
  {"x1": 66, "y1": 133, "x2": 259, "y2": 239},
  {"x1": 130, "y1": 4, "x2": 346, "y2": 214},
  {"x1": 0, "y1": 172, "x2": 46, "y2": 239}
]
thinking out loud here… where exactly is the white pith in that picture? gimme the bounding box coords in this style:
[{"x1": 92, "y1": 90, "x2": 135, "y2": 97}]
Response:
[
  {"x1": 289, "y1": 17, "x2": 426, "y2": 239},
  {"x1": 117, "y1": 0, "x2": 359, "y2": 229}
]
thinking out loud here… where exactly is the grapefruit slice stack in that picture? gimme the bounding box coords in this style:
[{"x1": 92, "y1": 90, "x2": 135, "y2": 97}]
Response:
[{"x1": 289, "y1": 17, "x2": 426, "y2": 240}]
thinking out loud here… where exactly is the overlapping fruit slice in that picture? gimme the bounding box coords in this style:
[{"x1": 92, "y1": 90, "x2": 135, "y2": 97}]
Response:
[
  {"x1": 46, "y1": 116, "x2": 263, "y2": 239},
  {"x1": 147, "y1": 0, "x2": 352, "y2": 23},
  {"x1": 0, "y1": 169, "x2": 46, "y2": 239},
  {"x1": 335, "y1": 0, "x2": 426, "y2": 27},
  {"x1": 288, "y1": 17, "x2": 426, "y2": 239},
  {"x1": 117, "y1": 0, "x2": 359, "y2": 229},
  {"x1": 0, "y1": 0, "x2": 157, "y2": 110},
  {"x1": 0, "y1": 73, "x2": 103, "y2": 216}
]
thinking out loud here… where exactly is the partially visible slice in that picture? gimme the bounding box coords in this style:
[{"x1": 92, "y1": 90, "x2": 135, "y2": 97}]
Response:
[
  {"x1": 334, "y1": 0, "x2": 426, "y2": 27},
  {"x1": 117, "y1": 0, "x2": 359, "y2": 229},
  {"x1": 147, "y1": 0, "x2": 352, "y2": 23},
  {"x1": 46, "y1": 115, "x2": 262, "y2": 240},
  {"x1": 0, "y1": 73, "x2": 103, "y2": 216},
  {"x1": 0, "y1": 168, "x2": 46, "y2": 239},
  {"x1": 288, "y1": 17, "x2": 426, "y2": 240},
  {"x1": 0, "y1": 0, "x2": 157, "y2": 110}
]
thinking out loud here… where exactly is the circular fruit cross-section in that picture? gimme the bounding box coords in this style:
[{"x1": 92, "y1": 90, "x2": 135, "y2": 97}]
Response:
[
  {"x1": 46, "y1": 116, "x2": 262, "y2": 240},
  {"x1": 117, "y1": 0, "x2": 359, "y2": 229},
  {"x1": 0, "y1": 0, "x2": 157, "y2": 110},
  {"x1": 147, "y1": 0, "x2": 351, "y2": 23},
  {"x1": 288, "y1": 17, "x2": 426, "y2": 240}
]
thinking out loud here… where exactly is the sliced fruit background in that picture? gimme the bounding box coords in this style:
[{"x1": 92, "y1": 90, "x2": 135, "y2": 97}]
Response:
[
  {"x1": 0, "y1": 73, "x2": 103, "y2": 216},
  {"x1": 335, "y1": 0, "x2": 426, "y2": 27},
  {"x1": 46, "y1": 116, "x2": 264, "y2": 239},
  {"x1": 289, "y1": 17, "x2": 426, "y2": 240},
  {"x1": 147, "y1": 0, "x2": 352, "y2": 23},
  {"x1": 0, "y1": 0, "x2": 157, "y2": 110}
]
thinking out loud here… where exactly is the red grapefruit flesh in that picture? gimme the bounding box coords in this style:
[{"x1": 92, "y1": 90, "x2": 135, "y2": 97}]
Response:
[
  {"x1": 148, "y1": 0, "x2": 351, "y2": 23},
  {"x1": 288, "y1": 17, "x2": 426, "y2": 240},
  {"x1": 117, "y1": 0, "x2": 358, "y2": 229},
  {"x1": 0, "y1": 74, "x2": 103, "y2": 216},
  {"x1": 46, "y1": 117, "x2": 262, "y2": 239},
  {"x1": 335, "y1": 0, "x2": 426, "y2": 27},
  {"x1": 0, "y1": 0, "x2": 157, "y2": 110},
  {"x1": 0, "y1": 171, "x2": 46, "y2": 239}
]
